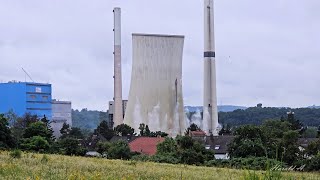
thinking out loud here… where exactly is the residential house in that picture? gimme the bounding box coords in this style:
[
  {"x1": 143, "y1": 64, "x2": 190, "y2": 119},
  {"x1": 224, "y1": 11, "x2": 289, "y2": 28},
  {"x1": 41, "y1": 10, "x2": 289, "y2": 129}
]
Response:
[{"x1": 129, "y1": 137, "x2": 165, "y2": 156}]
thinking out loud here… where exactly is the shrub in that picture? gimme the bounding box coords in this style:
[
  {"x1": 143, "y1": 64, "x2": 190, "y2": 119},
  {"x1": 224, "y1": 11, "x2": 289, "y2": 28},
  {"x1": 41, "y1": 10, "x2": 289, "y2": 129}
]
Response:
[
  {"x1": 107, "y1": 141, "x2": 131, "y2": 160},
  {"x1": 96, "y1": 141, "x2": 111, "y2": 154},
  {"x1": 23, "y1": 121, "x2": 53, "y2": 143},
  {"x1": 179, "y1": 149, "x2": 204, "y2": 165},
  {"x1": 0, "y1": 115, "x2": 16, "y2": 149},
  {"x1": 205, "y1": 157, "x2": 283, "y2": 171},
  {"x1": 131, "y1": 154, "x2": 150, "y2": 162},
  {"x1": 20, "y1": 136, "x2": 50, "y2": 152},
  {"x1": 242, "y1": 168, "x2": 282, "y2": 180},
  {"x1": 59, "y1": 138, "x2": 86, "y2": 156},
  {"x1": 10, "y1": 149, "x2": 22, "y2": 159},
  {"x1": 157, "y1": 138, "x2": 177, "y2": 155},
  {"x1": 204, "y1": 150, "x2": 215, "y2": 161},
  {"x1": 205, "y1": 159, "x2": 230, "y2": 168},
  {"x1": 150, "y1": 154, "x2": 180, "y2": 164},
  {"x1": 41, "y1": 154, "x2": 49, "y2": 163},
  {"x1": 48, "y1": 141, "x2": 62, "y2": 154},
  {"x1": 305, "y1": 154, "x2": 320, "y2": 171}
]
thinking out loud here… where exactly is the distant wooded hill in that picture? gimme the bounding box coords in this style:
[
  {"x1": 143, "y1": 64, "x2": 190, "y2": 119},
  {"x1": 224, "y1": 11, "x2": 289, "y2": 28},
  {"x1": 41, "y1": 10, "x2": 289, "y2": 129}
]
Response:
[
  {"x1": 219, "y1": 107, "x2": 320, "y2": 127},
  {"x1": 185, "y1": 105, "x2": 247, "y2": 112},
  {"x1": 72, "y1": 106, "x2": 320, "y2": 130},
  {"x1": 308, "y1": 105, "x2": 320, "y2": 109},
  {"x1": 72, "y1": 106, "x2": 247, "y2": 130},
  {"x1": 72, "y1": 109, "x2": 109, "y2": 130}
]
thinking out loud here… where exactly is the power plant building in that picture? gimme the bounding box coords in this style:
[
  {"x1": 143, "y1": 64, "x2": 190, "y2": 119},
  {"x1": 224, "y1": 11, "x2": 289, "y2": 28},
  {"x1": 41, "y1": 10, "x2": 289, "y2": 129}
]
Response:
[
  {"x1": 51, "y1": 100, "x2": 72, "y2": 138},
  {"x1": 108, "y1": 100, "x2": 127, "y2": 127},
  {"x1": 124, "y1": 34, "x2": 187, "y2": 136},
  {"x1": 0, "y1": 82, "x2": 52, "y2": 119}
]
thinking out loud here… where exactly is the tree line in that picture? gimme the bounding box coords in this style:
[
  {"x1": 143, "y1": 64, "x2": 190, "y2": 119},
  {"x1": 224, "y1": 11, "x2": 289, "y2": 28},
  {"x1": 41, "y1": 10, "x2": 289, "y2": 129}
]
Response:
[
  {"x1": 224, "y1": 112, "x2": 320, "y2": 171},
  {"x1": 73, "y1": 106, "x2": 320, "y2": 132},
  {"x1": 218, "y1": 107, "x2": 320, "y2": 127},
  {"x1": 1, "y1": 111, "x2": 320, "y2": 172}
]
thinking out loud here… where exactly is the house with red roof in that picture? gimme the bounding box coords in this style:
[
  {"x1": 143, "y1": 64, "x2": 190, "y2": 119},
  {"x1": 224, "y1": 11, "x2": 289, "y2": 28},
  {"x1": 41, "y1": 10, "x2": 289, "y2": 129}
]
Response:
[
  {"x1": 129, "y1": 137, "x2": 165, "y2": 156},
  {"x1": 189, "y1": 130, "x2": 206, "y2": 143}
]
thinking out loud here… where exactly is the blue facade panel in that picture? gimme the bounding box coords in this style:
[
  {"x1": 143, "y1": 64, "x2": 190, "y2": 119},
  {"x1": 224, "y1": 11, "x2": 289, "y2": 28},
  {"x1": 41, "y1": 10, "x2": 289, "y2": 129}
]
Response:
[
  {"x1": 26, "y1": 94, "x2": 52, "y2": 102},
  {"x1": 0, "y1": 83, "x2": 26, "y2": 116},
  {"x1": 27, "y1": 109, "x2": 52, "y2": 119},
  {"x1": 26, "y1": 83, "x2": 51, "y2": 95},
  {"x1": 0, "y1": 82, "x2": 52, "y2": 120}
]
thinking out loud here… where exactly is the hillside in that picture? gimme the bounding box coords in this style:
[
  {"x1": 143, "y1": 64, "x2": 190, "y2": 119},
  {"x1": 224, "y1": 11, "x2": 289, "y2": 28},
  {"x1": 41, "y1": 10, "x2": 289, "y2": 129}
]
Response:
[
  {"x1": 0, "y1": 152, "x2": 318, "y2": 180},
  {"x1": 72, "y1": 109, "x2": 109, "y2": 130},
  {"x1": 219, "y1": 107, "x2": 320, "y2": 127},
  {"x1": 72, "y1": 106, "x2": 320, "y2": 130},
  {"x1": 185, "y1": 105, "x2": 247, "y2": 112},
  {"x1": 71, "y1": 106, "x2": 247, "y2": 130},
  {"x1": 308, "y1": 105, "x2": 320, "y2": 109}
]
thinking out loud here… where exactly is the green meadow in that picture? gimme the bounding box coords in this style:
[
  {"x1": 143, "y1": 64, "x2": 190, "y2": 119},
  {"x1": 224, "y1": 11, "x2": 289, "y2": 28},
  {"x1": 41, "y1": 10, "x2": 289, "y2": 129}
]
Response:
[{"x1": 0, "y1": 151, "x2": 319, "y2": 180}]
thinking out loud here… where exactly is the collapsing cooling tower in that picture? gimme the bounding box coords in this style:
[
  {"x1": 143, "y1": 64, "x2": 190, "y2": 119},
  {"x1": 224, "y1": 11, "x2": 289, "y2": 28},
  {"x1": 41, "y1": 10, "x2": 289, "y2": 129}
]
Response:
[{"x1": 124, "y1": 34, "x2": 187, "y2": 136}]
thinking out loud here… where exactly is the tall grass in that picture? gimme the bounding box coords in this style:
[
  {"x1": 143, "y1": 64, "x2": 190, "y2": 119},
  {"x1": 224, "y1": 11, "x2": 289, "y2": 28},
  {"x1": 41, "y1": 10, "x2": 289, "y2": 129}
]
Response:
[
  {"x1": 242, "y1": 168, "x2": 283, "y2": 180},
  {"x1": 0, "y1": 151, "x2": 319, "y2": 179},
  {"x1": 9, "y1": 149, "x2": 22, "y2": 159}
]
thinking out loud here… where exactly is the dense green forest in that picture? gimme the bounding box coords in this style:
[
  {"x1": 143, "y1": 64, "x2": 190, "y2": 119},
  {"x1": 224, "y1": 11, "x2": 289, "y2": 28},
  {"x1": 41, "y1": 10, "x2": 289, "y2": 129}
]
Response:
[{"x1": 219, "y1": 107, "x2": 320, "y2": 127}]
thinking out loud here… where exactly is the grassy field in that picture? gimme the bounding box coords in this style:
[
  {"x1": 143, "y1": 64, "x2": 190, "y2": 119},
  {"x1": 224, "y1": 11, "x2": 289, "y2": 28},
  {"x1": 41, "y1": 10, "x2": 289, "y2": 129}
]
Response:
[{"x1": 0, "y1": 151, "x2": 319, "y2": 180}]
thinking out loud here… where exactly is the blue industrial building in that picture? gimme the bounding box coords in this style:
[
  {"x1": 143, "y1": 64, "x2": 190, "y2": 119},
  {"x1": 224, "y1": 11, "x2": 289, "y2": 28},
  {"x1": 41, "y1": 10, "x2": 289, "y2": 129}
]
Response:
[{"x1": 0, "y1": 81, "x2": 52, "y2": 119}]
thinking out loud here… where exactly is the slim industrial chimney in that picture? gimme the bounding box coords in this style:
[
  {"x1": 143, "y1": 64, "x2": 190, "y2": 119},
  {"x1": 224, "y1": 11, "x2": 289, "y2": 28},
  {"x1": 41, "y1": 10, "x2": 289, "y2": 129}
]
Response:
[
  {"x1": 113, "y1": 7, "x2": 123, "y2": 127},
  {"x1": 203, "y1": 0, "x2": 218, "y2": 136}
]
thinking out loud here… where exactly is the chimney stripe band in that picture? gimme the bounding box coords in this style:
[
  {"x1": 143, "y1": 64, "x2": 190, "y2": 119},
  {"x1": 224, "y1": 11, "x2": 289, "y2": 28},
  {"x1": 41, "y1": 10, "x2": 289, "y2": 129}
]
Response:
[{"x1": 204, "y1": 51, "x2": 215, "y2": 57}]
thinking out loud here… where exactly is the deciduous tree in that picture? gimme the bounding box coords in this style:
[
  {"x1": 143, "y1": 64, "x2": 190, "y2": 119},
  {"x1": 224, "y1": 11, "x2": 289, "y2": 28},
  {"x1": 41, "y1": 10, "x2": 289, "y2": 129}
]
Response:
[
  {"x1": 23, "y1": 121, "x2": 53, "y2": 143},
  {"x1": 96, "y1": 121, "x2": 114, "y2": 140},
  {"x1": 108, "y1": 140, "x2": 131, "y2": 159},
  {"x1": 114, "y1": 124, "x2": 135, "y2": 136},
  {"x1": 0, "y1": 114, "x2": 15, "y2": 149},
  {"x1": 228, "y1": 125, "x2": 267, "y2": 158},
  {"x1": 21, "y1": 136, "x2": 49, "y2": 152}
]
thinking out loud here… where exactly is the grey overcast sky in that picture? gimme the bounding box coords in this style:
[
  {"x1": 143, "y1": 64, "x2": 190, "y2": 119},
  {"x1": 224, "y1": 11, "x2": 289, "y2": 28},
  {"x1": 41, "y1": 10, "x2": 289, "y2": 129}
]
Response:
[{"x1": 0, "y1": 0, "x2": 319, "y2": 111}]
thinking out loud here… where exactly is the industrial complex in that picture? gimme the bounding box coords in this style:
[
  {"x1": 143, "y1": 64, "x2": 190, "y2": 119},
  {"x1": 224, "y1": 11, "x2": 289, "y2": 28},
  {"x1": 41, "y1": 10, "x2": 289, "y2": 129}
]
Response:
[
  {"x1": 51, "y1": 99, "x2": 72, "y2": 138},
  {"x1": 0, "y1": 81, "x2": 72, "y2": 138},
  {"x1": 0, "y1": 81, "x2": 52, "y2": 119},
  {"x1": 0, "y1": 0, "x2": 220, "y2": 137},
  {"x1": 108, "y1": 100, "x2": 127, "y2": 128},
  {"x1": 109, "y1": 0, "x2": 219, "y2": 136}
]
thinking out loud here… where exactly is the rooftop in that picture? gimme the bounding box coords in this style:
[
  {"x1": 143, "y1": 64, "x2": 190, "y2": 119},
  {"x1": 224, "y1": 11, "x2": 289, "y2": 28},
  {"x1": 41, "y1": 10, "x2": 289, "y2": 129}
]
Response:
[
  {"x1": 52, "y1": 99, "x2": 71, "y2": 104},
  {"x1": 132, "y1": 33, "x2": 184, "y2": 38},
  {"x1": 205, "y1": 135, "x2": 235, "y2": 154},
  {"x1": 190, "y1": 130, "x2": 206, "y2": 136},
  {"x1": 129, "y1": 137, "x2": 165, "y2": 156},
  {"x1": 297, "y1": 138, "x2": 318, "y2": 148},
  {"x1": 0, "y1": 81, "x2": 50, "y2": 86},
  {"x1": 109, "y1": 136, "x2": 137, "y2": 143}
]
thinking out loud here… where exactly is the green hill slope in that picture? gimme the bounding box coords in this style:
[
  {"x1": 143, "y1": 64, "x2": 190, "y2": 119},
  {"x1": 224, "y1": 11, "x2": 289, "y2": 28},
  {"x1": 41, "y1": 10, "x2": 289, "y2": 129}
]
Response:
[{"x1": 0, "y1": 151, "x2": 319, "y2": 180}]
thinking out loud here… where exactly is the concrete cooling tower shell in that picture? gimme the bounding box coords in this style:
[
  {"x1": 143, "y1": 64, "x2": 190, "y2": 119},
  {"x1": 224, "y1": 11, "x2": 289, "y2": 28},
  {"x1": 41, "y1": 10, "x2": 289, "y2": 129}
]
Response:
[{"x1": 124, "y1": 34, "x2": 186, "y2": 137}]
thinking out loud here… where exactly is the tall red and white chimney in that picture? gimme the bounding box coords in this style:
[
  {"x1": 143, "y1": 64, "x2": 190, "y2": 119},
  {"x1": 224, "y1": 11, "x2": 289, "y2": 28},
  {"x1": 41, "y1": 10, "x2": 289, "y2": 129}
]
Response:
[
  {"x1": 203, "y1": 0, "x2": 218, "y2": 136},
  {"x1": 113, "y1": 7, "x2": 123, "y2": 127}
]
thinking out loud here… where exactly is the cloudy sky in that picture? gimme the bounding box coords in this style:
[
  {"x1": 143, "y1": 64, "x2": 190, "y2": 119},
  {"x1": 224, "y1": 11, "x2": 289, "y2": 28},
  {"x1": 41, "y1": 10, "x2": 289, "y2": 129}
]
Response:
[{"x1": 0, "y1": 0, "x2": 319, "y2": 111}]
